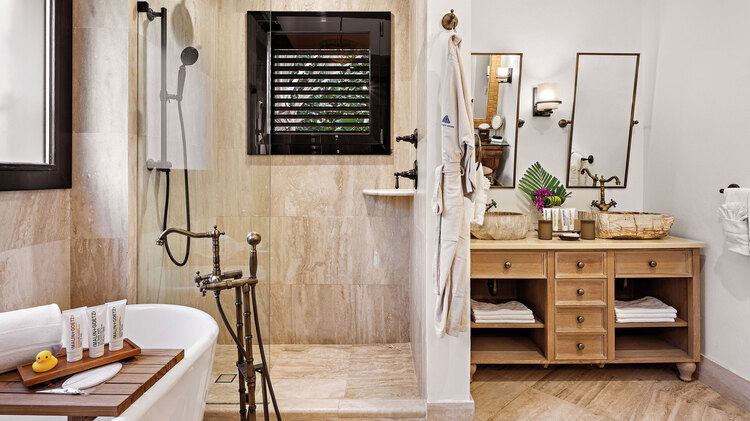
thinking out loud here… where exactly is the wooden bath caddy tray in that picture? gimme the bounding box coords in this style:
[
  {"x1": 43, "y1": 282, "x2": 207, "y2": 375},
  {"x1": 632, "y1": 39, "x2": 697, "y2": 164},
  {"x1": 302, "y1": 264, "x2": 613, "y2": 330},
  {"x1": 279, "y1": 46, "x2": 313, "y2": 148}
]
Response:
[{"x1": 16, "y1": 338, "x2": 141, "y2": 387}]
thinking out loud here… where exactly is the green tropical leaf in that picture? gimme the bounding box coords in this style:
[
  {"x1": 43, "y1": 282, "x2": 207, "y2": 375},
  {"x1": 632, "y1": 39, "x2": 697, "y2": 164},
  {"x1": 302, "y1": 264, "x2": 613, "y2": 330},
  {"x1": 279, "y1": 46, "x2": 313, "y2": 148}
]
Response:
[{"x1": 518, "y1": 162, "x2": 572, "y2": 206}]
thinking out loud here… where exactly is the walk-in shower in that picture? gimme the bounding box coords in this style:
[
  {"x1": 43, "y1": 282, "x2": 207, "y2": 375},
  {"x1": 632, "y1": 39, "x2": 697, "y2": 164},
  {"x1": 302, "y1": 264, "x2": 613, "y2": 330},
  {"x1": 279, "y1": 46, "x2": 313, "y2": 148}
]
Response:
[{"x1": 136, "y1": 2, "x2": 419, "y2": 419}]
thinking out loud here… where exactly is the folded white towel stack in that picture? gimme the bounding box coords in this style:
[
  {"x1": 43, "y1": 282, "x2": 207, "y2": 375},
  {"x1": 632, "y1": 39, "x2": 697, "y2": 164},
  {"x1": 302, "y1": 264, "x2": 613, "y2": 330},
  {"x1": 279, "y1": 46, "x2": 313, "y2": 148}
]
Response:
[
  {"x1": 615, "y1": 296, "x2": 677, "y2": 323},
  {"x1": 719, "y1": 188, "x2": 750, "y2": 256},
  {"x1": 471, "y1": 299, "x2": 536, "y2": 324},
  {"x1": 0, "y1": 304, "x2": 63, "y2": 373}
]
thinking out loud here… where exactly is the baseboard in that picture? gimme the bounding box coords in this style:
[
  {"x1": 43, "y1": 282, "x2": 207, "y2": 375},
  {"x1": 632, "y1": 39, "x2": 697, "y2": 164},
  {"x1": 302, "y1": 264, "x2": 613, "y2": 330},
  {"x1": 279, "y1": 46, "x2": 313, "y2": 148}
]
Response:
[
  {"x1": 426, "y1": 400, "x2": 474, "y2": 421},
  {"x1": 698, "y1": 355, "x2": 750, "y2": 412}
]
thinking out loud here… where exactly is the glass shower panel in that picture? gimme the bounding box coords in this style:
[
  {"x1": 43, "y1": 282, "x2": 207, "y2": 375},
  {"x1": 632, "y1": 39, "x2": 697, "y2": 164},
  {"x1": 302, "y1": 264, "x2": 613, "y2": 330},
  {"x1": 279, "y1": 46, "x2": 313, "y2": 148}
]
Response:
[{"x1": 135, "y1": 0, "x2": 272, "y2": 386}]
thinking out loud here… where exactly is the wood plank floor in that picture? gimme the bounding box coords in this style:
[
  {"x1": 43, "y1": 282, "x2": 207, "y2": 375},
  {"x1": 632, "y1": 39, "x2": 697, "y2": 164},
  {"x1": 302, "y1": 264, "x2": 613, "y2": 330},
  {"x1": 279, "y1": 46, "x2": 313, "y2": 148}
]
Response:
[{"x1": 472, "y1": 364, "x2": 750, "y2": 420}]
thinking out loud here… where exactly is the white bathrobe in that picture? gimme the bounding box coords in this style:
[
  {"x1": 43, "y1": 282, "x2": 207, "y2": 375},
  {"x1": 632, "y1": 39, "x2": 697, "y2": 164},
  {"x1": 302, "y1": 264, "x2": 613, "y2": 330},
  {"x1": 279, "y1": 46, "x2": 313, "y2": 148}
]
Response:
[{"x1": 433, "y1": 33, "x2": 476, "y2": 337}]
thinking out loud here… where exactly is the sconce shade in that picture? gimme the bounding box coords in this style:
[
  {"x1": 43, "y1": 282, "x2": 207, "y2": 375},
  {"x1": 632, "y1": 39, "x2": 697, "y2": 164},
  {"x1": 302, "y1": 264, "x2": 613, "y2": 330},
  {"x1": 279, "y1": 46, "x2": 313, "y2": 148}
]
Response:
[
  {"x1": 533, "y1": 82, "x2": 562, "y2": 116},
  {"x1": 537, "y1": 83, "x2": 559, "y2": 109},
  {"x1": 496, "y1": 67, "x2": 512, "y2": 83}
]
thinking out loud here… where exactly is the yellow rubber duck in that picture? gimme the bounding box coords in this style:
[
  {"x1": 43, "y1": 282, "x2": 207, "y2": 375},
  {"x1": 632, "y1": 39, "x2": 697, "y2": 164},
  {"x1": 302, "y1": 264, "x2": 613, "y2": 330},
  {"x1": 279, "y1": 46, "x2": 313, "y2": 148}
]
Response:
[{"x1": 32, "y1": 350, "x2": 58, "y2": 373}]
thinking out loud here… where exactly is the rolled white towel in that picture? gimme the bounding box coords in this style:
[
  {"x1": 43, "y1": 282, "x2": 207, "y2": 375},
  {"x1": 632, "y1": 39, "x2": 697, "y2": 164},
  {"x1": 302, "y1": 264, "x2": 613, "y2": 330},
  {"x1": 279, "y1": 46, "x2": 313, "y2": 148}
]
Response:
[{"x1": 0, "y1": 304, "x2": 63, "y2": 373}]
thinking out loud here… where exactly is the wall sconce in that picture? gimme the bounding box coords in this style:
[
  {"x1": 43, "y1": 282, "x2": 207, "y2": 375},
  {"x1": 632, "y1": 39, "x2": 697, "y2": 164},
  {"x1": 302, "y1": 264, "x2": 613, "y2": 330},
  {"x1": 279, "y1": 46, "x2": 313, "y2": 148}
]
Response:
[
  {"x1": 533, "y1": 82, "x2": 561, "y2": 116},
  {"x1": 496, "y1": 67, "x2": 512, "y2": 84}
]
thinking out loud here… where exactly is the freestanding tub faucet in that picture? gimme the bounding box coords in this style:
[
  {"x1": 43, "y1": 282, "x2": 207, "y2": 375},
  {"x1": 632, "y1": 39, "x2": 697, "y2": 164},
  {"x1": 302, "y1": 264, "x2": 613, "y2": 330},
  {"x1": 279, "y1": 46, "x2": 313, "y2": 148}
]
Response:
[{"x1": 155, "y1": 226, "x2": 281, "y2": 421}]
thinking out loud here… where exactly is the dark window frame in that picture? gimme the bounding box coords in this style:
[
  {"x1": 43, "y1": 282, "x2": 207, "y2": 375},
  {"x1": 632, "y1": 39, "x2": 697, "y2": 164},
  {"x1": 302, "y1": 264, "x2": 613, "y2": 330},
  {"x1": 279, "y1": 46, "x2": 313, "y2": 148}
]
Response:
[
  {"x1": 0, "y1": 0, "x2": 72, "y2": 191},
  {"x1": 247, "y1": 11, "x2": 391, "y2": 155}
]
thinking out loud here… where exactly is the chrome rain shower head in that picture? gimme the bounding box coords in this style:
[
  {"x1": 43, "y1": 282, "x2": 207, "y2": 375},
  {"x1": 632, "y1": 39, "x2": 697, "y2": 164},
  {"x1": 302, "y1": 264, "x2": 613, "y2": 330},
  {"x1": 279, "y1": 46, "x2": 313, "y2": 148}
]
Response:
[{"x1": 181, "y1": 46, "x2": 199, "y2": 66}]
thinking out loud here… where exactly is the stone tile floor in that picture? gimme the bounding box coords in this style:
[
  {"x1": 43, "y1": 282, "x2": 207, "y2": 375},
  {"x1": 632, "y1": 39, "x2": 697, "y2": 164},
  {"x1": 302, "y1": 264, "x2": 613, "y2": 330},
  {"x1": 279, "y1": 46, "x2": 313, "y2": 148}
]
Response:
[{"x1": 204, "y1": 343, "x2": 423, "y2": 420}]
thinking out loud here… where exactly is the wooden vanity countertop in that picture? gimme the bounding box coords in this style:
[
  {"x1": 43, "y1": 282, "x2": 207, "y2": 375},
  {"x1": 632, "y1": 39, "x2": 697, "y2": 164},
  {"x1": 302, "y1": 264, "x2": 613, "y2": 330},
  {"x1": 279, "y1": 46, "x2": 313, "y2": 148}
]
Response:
[{"x1": 471, "y1": 233, "x2": 705, "y2": 250}]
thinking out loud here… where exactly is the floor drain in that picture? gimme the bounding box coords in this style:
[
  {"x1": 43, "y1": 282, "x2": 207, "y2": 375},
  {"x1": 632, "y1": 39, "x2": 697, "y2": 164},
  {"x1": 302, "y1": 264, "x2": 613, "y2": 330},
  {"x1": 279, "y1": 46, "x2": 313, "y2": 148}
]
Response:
[{"x1": 215, "y1": 374, "x2": 237, "y2": 383}]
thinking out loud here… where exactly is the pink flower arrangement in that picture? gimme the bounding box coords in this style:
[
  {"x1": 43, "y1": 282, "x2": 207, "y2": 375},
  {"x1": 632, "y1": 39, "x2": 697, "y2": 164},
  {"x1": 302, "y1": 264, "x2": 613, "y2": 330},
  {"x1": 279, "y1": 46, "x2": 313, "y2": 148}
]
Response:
[{"x1": 532, "y1": 188, "x2": 553, "y2": 212}]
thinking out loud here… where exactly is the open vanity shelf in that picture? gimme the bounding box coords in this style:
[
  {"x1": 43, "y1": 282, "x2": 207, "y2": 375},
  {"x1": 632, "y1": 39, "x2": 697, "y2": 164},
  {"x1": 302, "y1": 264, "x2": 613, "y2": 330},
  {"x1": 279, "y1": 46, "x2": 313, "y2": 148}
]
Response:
[{"x1": 469, "y1": 234, "x2": 703, "y2": 381}]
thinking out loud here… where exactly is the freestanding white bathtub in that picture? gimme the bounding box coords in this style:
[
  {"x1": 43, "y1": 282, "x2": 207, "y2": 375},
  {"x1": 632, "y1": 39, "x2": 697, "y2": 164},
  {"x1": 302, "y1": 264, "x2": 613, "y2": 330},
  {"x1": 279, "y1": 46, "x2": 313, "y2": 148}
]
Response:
[{"x1": 0, "y1": 304, "x2": 219, "y2": 421}]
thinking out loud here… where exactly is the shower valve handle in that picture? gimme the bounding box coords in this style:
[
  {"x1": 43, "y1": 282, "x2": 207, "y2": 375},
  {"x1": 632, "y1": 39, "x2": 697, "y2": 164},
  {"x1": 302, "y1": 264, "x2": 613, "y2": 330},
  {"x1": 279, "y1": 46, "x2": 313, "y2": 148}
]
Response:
[{"x1": 247, "y1": 232, "x2": 261, "y2": 279}]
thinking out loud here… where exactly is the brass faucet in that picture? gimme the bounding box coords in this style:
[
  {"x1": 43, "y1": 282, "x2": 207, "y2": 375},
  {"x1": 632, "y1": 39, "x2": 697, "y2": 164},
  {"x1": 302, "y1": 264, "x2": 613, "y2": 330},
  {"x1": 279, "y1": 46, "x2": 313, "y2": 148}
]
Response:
[
  {"x1": 485, "y1": 199, "x2": 498, "y2": 212},
  {"x1": 580, "y1": 168, "x2": 621, "y2": 211},
  {"x1": 156, "y1": 225, "x2": 242, "y2": 294}
]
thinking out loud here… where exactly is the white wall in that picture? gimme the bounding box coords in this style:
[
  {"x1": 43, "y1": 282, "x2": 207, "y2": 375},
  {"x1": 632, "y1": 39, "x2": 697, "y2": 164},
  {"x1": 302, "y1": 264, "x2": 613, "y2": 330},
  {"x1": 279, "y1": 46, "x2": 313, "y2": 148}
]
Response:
[
  {"x1": 411, "y1": 0, "x2": 473, "y2": 406},
  {"x1": 643, "y1": 0, "x2": 750, "y2": 381},
  {"x1": 472, "y1": 0, "x2": 653, "y2": 215}
]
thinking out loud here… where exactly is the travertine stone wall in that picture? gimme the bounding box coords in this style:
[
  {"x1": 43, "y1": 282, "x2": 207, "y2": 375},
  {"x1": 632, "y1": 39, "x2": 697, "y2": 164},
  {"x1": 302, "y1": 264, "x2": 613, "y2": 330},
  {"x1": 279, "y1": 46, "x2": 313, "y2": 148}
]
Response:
[
  {"x1": 69, "y1": 0, "x2": 131, "y2": 308},
  {"x1": 135, "y1": 0, "x2": 415, "y2": 344}
]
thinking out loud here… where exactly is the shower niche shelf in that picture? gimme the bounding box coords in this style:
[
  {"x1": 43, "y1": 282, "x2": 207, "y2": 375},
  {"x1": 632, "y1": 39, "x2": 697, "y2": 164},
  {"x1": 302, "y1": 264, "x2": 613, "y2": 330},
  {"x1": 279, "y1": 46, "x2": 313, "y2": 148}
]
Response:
[{"x1": 362, "y1": 189, "x2": 415, "y2": 197}]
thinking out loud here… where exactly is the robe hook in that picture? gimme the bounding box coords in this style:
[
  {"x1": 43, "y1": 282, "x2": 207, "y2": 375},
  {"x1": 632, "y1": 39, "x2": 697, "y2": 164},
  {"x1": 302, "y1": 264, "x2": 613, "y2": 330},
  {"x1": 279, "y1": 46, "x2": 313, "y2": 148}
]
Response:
[{"x1": 441, "y1": 9, "x2": 458, "y2": 30}]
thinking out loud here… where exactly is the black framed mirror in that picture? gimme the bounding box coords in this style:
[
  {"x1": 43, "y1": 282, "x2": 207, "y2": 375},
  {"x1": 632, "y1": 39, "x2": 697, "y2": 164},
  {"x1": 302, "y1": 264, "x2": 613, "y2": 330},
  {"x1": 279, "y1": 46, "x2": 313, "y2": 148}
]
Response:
[{"x1": 0, "y1": 0, "x2": 72, "y2": 191}]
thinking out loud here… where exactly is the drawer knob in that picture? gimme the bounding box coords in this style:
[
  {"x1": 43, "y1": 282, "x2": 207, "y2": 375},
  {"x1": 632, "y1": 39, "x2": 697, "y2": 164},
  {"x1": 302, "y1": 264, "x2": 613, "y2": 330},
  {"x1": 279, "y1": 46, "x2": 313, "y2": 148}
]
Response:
[
  {"x1": 577, "y1": 315, "x2": 585, "y2": 323},
  {"x1": 649, "y1": 260, "x2": 658, "y2": 268},
  {"x1": 577, "y1": 288, "x2": 585, "y2": 296},
  {"x1": 577, "y1": 343, "x2": 585, "y2": 350},
  {"x1": 577, "y1": 261, "x2": 585, "y2": 269},
  {"x1": 504, "y1": 261, "x2": 512, "y2": 269}
]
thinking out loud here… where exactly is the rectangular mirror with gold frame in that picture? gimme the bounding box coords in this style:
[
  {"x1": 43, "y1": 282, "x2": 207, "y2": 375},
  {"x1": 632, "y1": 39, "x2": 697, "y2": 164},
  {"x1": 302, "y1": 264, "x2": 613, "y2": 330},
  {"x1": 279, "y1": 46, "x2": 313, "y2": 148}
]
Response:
[
  {"x1": 470, "y1": 53, "x2": 522, "y2": 188},
  {"x1": 566, "y1": 53, "x2": 639, "y2": 188}
]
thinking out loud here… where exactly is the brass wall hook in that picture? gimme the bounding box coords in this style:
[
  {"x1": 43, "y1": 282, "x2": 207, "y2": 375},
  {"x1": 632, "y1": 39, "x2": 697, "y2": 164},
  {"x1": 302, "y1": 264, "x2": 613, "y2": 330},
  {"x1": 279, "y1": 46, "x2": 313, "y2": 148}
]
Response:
[
  {"x1": 719, "y1": 184, "x2": 740, "y2": 193},
  {"x1": 441, "y1": 9, "x2": 458, "y2": 30},
  {"x1": 558, "y1": 119, "x2": 572, "y2": 128}
]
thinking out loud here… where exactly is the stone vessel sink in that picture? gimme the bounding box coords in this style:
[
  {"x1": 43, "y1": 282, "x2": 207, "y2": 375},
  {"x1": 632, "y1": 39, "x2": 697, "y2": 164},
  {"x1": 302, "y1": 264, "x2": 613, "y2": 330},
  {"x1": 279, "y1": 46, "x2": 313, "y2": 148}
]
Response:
[
  {"x1": 471, "y1": 212, "x2": 530, "y2": 240},
  {"x1": 578, "y1": 211, "x2": 675, "y2": 239}
]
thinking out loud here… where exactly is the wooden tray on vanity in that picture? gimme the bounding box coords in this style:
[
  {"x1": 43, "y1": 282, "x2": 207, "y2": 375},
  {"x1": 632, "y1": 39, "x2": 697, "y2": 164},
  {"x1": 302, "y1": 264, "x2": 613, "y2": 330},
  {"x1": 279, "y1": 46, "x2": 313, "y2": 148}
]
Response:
[{"x1": 16, "y1": 338, "x2": 141, "y2": 387}]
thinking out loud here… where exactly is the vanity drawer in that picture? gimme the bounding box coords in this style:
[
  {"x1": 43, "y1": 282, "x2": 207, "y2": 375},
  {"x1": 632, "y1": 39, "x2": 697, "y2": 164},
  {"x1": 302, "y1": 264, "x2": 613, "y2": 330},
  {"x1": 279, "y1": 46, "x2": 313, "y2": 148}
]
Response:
[
  {"x1": 556, "y1": 279, "x2": 606, "y2": 306},
  {"x1": 556, "y1": 307, "x2": 606, "y2": 332},
  {"x1": 615, "y1": 250, "x2": 692, "y2": 277},
  {"x1": 555, "y1": 333, "x2": 606, "y2": 360},
  {"x1": 471, "y1": 251, "x2": 546, "y2": 279},
  {"x1": 555, "y1": 252, "x2": 607, "y2": 278}
]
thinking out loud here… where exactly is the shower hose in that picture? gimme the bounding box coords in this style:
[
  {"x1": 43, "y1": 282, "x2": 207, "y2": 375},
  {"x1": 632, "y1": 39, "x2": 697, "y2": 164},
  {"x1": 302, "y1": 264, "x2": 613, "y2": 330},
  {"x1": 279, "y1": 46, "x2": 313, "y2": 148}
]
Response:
[{"x1": 161, "y1": 100, "x2": 192, "y2": 266}]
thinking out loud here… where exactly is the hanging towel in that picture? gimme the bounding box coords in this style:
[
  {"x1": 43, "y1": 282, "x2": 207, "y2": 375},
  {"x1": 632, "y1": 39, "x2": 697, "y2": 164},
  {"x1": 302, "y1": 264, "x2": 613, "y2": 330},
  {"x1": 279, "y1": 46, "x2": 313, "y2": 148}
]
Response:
[
  {"x1": 433, "y1": 32, "x2": 476, "y2": 338},
  {"x1": 569, "y1": 151, "x2": 584, "y2": 185},
  {"x1": 0, "y1": 304, "x2": 63, "y2": 373},
  {"x1": 719, "y1": 188, "x2": 750, "y2": 256},
  {"x1": 471, "y1": 164, "x2": 492, "y2": 226}
]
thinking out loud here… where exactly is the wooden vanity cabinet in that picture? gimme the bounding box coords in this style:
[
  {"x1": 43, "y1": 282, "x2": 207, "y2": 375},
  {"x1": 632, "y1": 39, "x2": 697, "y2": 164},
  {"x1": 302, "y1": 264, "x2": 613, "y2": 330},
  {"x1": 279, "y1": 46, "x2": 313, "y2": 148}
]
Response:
[{"x1": 469, "y1": 236, "x2": 704, "y2": 381}]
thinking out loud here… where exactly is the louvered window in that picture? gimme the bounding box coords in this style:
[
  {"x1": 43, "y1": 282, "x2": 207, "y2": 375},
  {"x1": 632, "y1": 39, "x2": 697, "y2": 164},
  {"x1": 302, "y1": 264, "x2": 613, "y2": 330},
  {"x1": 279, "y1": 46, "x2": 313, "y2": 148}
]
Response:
[
  {"x1": 272, "y1": 48, "x2": 371, "y2": 134},
  {"x1": 247, "y1": 12, "x2": 391, "y2": 155}
]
